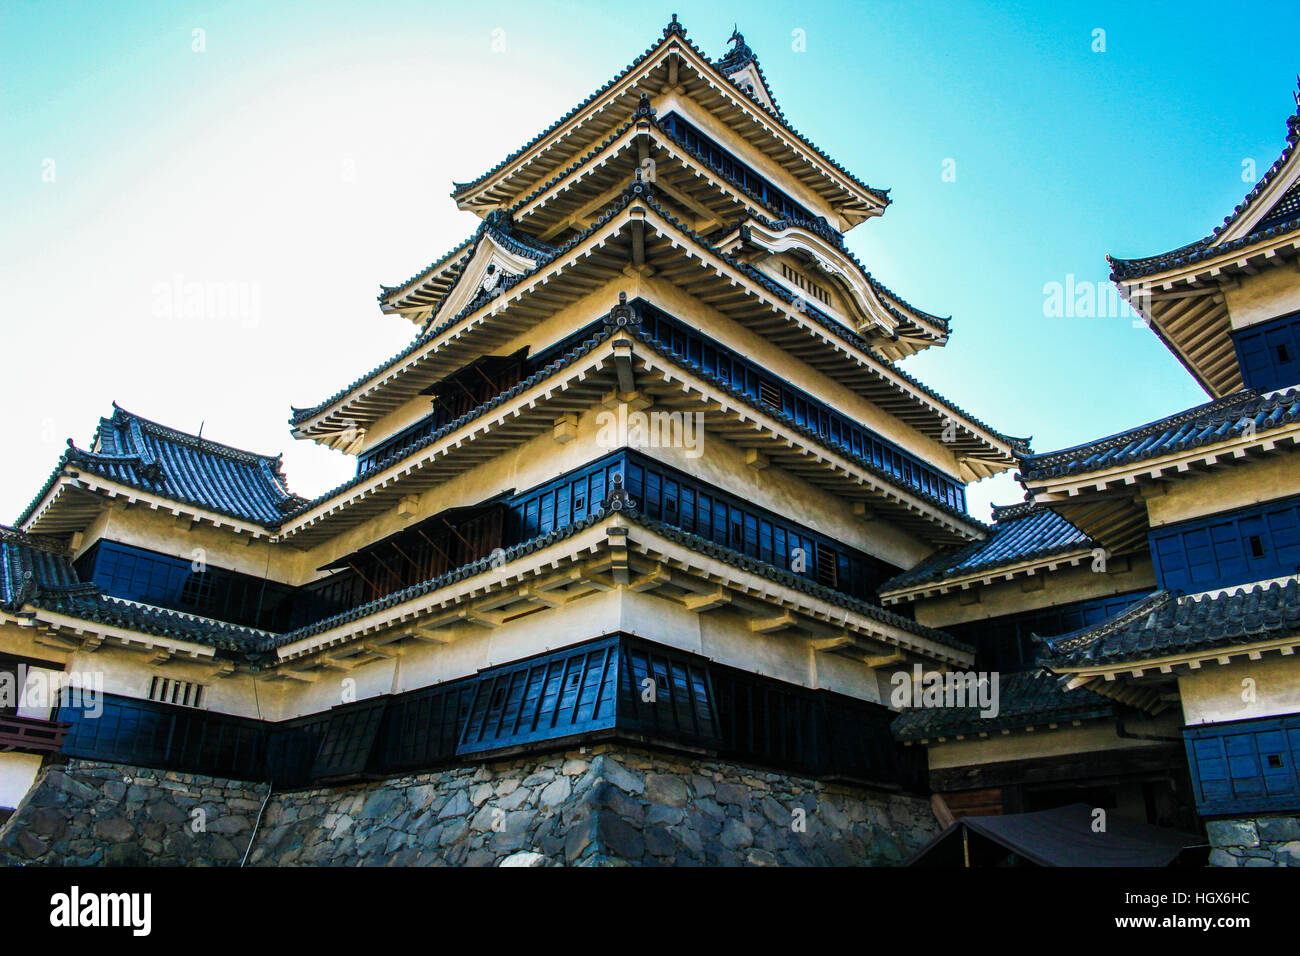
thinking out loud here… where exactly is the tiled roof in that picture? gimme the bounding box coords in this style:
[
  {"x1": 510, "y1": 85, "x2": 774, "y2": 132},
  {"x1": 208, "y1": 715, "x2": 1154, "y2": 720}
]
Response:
[
  {"x1": 1110, "y1": 90, "x2": 1300, "y2": 281},
  {"x1": 0, "y1": 525, "x2": 267, "y2": 651},
  {"x1": 268, "y1": 498, "x2": 971, "y2": 657},
  {"x1": 732, "y1": 213, "x2": 951, "y2": 339},
  {"x1": 1019, "y1": 387, "x2": 1300, "y2": 483},
  {"x1": 292, "y1": 185, "x2": 1028, "y2": 461},
  {"x1": 377, "y1": 212, "x2": 560, "y2": 315},
  {"x1": 0, "y1": 525, "x2": 78, "y2": 609},
  {"x1": 627, "y1": 327, "x2": 987, "y2": 530},
  {"x1": 891, "y1": 669, "x2": 1113, "y2": 742},
  {"x1": 1039, "y1": 579, "x2": 1300, "y2": 669},
  {"x1": 292, "y1": 204, "x2": 597, "y2": 429},
  {"x1": 281, "y1": 317, "x2": 989, "y2": 535},
  {"x1": 19, "y1": 405, "x2": 305, "y2": 528},
  {"x1": 31, "y1": 591, "x2": 274, "y2": 654},
  {"x1": 281, "y1": 333, "x2": 614, "y2": 521},
  {"x1": 880, "y1": 503, "x2": 1092, "y2": 593},
  {"x1": 450, "y1": 16, "x2": 888, "y2": 207},
  {"x1": 377, "y1": 234, "x2": 474, "y2": 305},
  {"x1": 8, "y1": 482, "x2": 972, "y2": 662}
]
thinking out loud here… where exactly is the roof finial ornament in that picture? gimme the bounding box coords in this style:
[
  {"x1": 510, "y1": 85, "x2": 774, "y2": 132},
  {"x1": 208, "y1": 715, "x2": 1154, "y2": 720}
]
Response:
[
  {"x1": 663, "y1": 13, "x2": 685, "y2": 39},
  {"x1": 717, "y1": 24, "x2": 756, "y2": 75},
  {"x1": 634, "y1": 91, "x2": 656, "y2": 120},
  {"x1": 605, "y1": 290, "x2": 639, "y2": 330},
  {"x1": 601, "y1": 472, "x2": 637, "y2": 514}
]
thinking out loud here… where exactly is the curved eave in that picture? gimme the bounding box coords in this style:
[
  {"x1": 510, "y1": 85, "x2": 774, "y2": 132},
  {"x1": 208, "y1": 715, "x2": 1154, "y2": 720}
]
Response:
[
  {"x1": 509, "y1": 119, "x2": 828, "y2": 250},
  {"x1": 9, "y1": 604, "x2": 229, "y2": 662},
  {"x1": 378, "y1": 235, "x2": 476, "y2": 321},
  {"x1": 451, "y1": 33, "x2": 887, "y2": 228},
  {"x1": 291, "y1": 192, "x2": 1024, "y2": 474},
  {"x1": 22, "y1": 471, "x2": 276, "y2": 540},
  {"x1": 279, "y1": 332, "x2": 989, "y2": 550},
  {"x1": 878, "y1": 546, "x2": 1097, "y2": 606},
  {"x1": 1042, "y1": 633, "x2": 1300, "y2": 685},
  {"x1": 273, "y1": 512, "x2": 972, "y2": 671},
  {"x1": 1022, "y1": 423, "x2": 1300, "y2": 552},
  {"x1": 715, "y1": 217, "x2": 950, "y2": 355},
  {"x1": 1112, "y1": 230, "x2": 1300, "y2": 398}
]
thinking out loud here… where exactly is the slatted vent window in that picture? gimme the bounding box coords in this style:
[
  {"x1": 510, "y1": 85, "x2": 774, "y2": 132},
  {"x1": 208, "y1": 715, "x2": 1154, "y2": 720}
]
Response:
[
  {"x1": 758, "y1": 379, "x2": 782, "y2": 409},
  {"x1": 148, "y1": 677, "x2": 204, "y2": 709},
  {"x1": 780, "y1": 262, "x2": 831, "y2": 306},
  {"x1": 814, "y1": 544, "x2": 839, "y2": 589}
]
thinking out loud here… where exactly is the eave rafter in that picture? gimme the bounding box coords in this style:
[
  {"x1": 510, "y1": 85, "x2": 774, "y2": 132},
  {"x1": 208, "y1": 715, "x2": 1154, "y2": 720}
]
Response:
[
  {"x1": 1023, "y1": 427, "x2": 1300, "y2": 552},
  {"x1": 451, "y1": 32, "x2": 885, "y2": 227},
  {"x1": 877, "y1": 547, "x2": 1097, "y2": 606},
  {"x1": 278, "y1": 331, "x2": 987, "y2": 549},
  {"x1": 22, "y1": 472, "x2": 274, "y2": 541},
  {"x1": 1051, "y1": 638, "x2": 1300, "y2": 711},
  {"x1": 1116, "y1": 235, "x2": 1300, "y2": 398},
  {"x1": 7, "y1": 608, "x2": 222, "y2": 670},
  {"x1": 272, "y1": 515, "x2": 972, "y2": 674},
  {"x1": 509, "y1": 120, "x2": 778, "y2": 248},
  {"x1": 295, "y1": 195, "x2": 1020, "y2": 480}
]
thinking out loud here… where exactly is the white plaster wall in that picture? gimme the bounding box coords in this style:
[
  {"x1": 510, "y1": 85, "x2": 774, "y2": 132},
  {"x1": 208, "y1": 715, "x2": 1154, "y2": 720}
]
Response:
[
  {"x1": 0, "y1": 754, "x2": 43, "y2": 810},
  {"x1": 1180, "y1": 655, "x2": 1300, "y2": 725},
  {"x1": 1224, "y1": 266, "x2": 1300, "y2": 331},
  {"x1": 1144, "y1": 452, "x2": 1300, "y2": 530},
  {"x1": 911, "y1": 559, "x2": 1155, "y2": 630}
]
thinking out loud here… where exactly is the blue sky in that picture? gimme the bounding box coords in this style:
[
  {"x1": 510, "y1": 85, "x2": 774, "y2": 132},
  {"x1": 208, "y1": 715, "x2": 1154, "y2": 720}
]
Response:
[{"x1": 3, "y1": 0, "x2": 1298, "y2": 523}]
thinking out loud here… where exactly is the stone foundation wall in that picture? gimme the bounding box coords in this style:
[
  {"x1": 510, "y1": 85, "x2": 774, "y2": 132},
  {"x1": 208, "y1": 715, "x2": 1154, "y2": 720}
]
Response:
[
  {"x1": 0, "y1": 760, "x2": 269, "y2": 866},
  {"x1": 0, "y1": 746, "x2": 939, "y2": 866},
  {"x1": 1206, "y1": 815, "x2": 1300, "y2": 867},
  {"x1": 252, "y1": 745, "x2": 937, "y2": 866}
]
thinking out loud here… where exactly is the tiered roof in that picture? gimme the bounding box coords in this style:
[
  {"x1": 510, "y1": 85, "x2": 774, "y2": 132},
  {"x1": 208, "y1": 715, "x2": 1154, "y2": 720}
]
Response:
[
  {"x1": 1109, "y1": 84, "x2": 1300, "y2": 397},
  {"x1": 0, "y1": 525, "x2": 269, "y2": 653},
  {"x1": 296, "y1": 186, "x2": 1029, "y2": 483},
  {"x1": 19, "y1": 405, "x2": 306, "y2": 536},
  {"x1": 279, "y1": 319, "x2": 993, "y2": 549},
  {"x1": 879, "y1": 503, "x2": 1094, "y2": 603},
  {"x1": 1038, "y1": 579, "x2": 1300, "y2": 673},
  {"x1": 1019, "y1": 387, "x2": 1300, "y2": 483},
  {"x1": 891, "y1": 669, "x2": 1113, "y2": 743},
  {"x1": 1018, "y1": 386, "x2": 1300, "y2": 554},
  {"x1": 450, "y1": 16, "x2": 888, "y2": 226}
]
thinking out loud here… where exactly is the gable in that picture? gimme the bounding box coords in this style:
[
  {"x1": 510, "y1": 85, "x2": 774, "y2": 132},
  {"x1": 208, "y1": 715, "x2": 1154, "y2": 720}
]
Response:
[{"x1": 425, "y1": 230, "x2": 548, "y2": 329}]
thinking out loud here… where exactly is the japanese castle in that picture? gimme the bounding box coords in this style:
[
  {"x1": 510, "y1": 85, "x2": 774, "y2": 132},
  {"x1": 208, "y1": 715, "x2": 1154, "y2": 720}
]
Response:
[{"x1": 1, "y1": 18, "x2": 1298, "y2": 867}]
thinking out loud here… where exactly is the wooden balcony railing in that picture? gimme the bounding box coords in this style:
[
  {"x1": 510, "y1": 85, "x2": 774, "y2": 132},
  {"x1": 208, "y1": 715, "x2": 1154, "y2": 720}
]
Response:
[{"x1": 0, "y1": 714, "x2": 70, "y2": 755}]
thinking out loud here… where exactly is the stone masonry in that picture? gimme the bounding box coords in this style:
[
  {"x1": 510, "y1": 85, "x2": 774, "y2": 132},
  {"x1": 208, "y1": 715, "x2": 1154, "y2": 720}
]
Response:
[
  {"x1": 1205, "y1": 815, "x2": 1300, "y2": 867},
  {"x1": 0, "y1": 760, "x2": 269, "y2": 866},
  {"x1": 0, "y1": 745, "x2": 938, "y2": 866}
]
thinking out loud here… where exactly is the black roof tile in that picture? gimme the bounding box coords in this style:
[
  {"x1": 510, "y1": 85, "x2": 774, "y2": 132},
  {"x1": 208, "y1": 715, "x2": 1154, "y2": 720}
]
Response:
[
  {"x1": 1039, "y1": 579, "x2": 1300, "y2": 669},
  {"x1": 451, "y1": 17, "x2": 889, "y2": 207},
  {"x1": 891, "y1": 669, "x2": 1113, "y2": 742},
  {"x1": 881, "y1": 504, "x2": 1092, "y2": 593},
  {"x1": 19, "y1": 405, "x2": 305, "y2": 528},
  {"x1": 1110, "y1": 91, "x2": 1300, "y2": 281},
  {"x1": 1019, "y1": 387, "x2": 1300, "y2": 483},
  {"x1": 0, "y1": 524, "x2": 269, "y2": 652}
]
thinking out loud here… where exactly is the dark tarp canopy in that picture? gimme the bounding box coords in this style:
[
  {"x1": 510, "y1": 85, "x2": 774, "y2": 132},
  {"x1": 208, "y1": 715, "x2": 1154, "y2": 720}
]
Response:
[{"x1": 906, "y1": 804, "x2": 1203, "y2": 867}]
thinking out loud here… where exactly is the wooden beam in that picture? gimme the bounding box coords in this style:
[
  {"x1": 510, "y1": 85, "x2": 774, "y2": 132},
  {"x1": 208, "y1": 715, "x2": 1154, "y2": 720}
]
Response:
[{"x1": 684, "y1": 587, "x2": 731, "y2": 611}]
